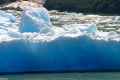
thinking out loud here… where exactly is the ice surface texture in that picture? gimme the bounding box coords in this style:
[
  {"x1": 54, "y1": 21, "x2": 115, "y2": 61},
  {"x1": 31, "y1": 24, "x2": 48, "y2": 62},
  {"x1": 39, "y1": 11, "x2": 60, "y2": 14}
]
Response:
[{"x1": 20, "y1": 7, "x2": 52, "y2": 33}]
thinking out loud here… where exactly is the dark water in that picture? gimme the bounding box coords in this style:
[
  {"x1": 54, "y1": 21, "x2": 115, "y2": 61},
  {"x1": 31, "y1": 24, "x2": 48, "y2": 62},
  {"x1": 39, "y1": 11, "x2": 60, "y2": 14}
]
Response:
[{"x1": 0, "y1": 72, "x2": 120, "y2": 80}]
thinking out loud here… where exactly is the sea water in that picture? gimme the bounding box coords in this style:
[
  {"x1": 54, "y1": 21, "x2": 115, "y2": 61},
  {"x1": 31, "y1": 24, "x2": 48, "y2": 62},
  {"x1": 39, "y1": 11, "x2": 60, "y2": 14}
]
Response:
[{"x1": 0, "y1": 73, "x2": 120, "y2": 80}]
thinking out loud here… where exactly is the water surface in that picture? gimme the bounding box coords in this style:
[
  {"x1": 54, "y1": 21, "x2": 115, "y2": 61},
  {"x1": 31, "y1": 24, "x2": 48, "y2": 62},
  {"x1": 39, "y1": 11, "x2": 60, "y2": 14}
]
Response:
[{"x1": 0, "y1": 72, "x2": 120, "y2": 80}]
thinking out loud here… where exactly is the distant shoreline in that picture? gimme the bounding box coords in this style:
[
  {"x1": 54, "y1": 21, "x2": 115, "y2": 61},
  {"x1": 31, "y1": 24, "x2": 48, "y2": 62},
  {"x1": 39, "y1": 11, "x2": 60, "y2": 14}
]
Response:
[{"x1": 0, "y1": 0, "x2": 120, "y2": 14}]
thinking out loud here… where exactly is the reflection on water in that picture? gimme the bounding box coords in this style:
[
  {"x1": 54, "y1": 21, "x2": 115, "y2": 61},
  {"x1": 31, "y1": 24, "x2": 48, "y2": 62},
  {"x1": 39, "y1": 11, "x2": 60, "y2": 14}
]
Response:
[{"x1": 0, "y1": 72, "x2": 120, "y2": 80}]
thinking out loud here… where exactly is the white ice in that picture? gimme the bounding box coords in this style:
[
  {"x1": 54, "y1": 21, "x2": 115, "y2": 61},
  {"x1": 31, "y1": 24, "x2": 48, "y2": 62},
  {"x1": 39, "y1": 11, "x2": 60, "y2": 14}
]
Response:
[{"x1": 0, "y1": 10, "x2": 119, "y2": 43}]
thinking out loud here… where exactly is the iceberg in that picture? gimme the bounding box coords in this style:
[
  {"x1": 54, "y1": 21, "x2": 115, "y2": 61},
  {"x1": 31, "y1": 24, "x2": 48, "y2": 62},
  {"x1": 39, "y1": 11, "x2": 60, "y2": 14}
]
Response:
[
  {"x1": 20, "y1": 7, "x2": 52, "y2": 33},
  {"x1": 0, "y1": 10, "x2": 120, "y2": 74}
]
